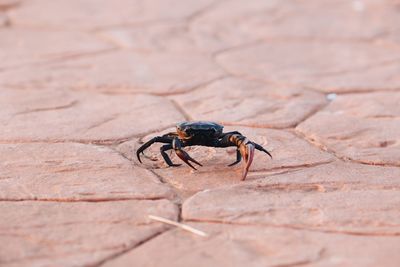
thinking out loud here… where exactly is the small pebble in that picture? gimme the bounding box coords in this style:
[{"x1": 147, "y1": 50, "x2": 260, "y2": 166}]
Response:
[{"x1": 326, "y1": 93, "x2": 337, "y2": 101}]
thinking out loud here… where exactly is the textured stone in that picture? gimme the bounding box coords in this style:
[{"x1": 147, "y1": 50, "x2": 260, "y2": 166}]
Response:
[
  {"x1": 0, "y1": 0, "x2": 20, "y2": 10},
  {"x1": 191, "y1": 0, "x2": 400, "y2": 52},
  {"x1": 260, "y1": 0, "x2": 400, "y2": 41},
  {"x1": 217, "y1": 40, "x2": 400, "y2": 93},
  {"x1": 252, "y1": 161, "x2": 400, "y2": 190},
  {"x1": 0, "y1": 200, "x2": 178, "y2": 267},
  {"x1": 190, "y1": 0, "x2": 281, "y2": 52},
  {"x1": 297, "y1": 92, "x2": 400, "y2": 166},
  {"x1": 183, "y1": 162, "x2": 400, "y2": 235},
  {"x1": 102, "y1": 224, "x2": 400, "y2": 267},
  {"x1": 119, "y1": 126, "x2": 334, "y2": 199},
  {"x1": 103, "y1": 224, "x2": 323, "y2": 267},
  {"x1": 170, "y1": 77, "x2": 327, "y2": 128},
  {"x1": 0, "y1": 50, "x2": 224, "y2": 94},
  {"x1": 8, "y1": 0, "x2": 215, "y2": 30},
  {"x1": 0, "y1": 89, "x2": 184, "y2": 142},
  {"x1": 0, "y1": 142, "x2": 175, "y2": 201},
  {"x1": 0, "y1": 28, "x2": 111, "y2": 69},
  {"x1": 98, "y1": 21, "x2": 195, "y2": 52},
  {"x1": 0, "y1": 13, "x2": 9, "y2": 27}
]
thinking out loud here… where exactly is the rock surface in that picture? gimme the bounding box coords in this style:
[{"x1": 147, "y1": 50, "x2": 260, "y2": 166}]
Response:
[
  {"x1": 97, "y1": 21, "x2": 196, "y2": 53},
  {"x1": 191, "y1": 0, "x2": 400, "y2": 52},
  {"x1": 0, "y1": 200, "x2": 178, "y2": 267},
  {"x1": 0, "y1": 13, "x2": 9, "y2": 27},
  {"x1": 0, "y1": 142, "x2": 175, "y2": 201},
  {"x1": 170, "y1": 77, "x2": 327, "y2": 128},
  {"x1": 103, "y1": 224, "x2": 324, "y2": 267},
  {"x1": 0, "y1": 50, "x2": 225, "y2": 94},
  {"x1": 102, "y1": 224, "x2": 400, "y2": 267},
  {"x1": 182, "y1": 162, "x2": 400, "y2": 235},
  {"x1": 0, "y1": 89, "x2": 184, "y2": 142},
  {"x1": 1, "y1": 0, "x2": 400, "y2": 266},
  {"x1": 217, "y1": 40, "x2": 400, "y2": 93},
  {"x1": 0, "y1": 27, "x2": 111, "y2": 69},
  {"x1": 8, "y1": 0, "x2": 215, "y2": 30},
  {"x1": 297, "y1": 92, "x2": 400, "y2": 166}
]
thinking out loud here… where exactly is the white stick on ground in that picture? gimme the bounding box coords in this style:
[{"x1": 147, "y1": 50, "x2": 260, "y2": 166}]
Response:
[{"x1": 148, "y1": 215, "x2": 208, "y2": 237}]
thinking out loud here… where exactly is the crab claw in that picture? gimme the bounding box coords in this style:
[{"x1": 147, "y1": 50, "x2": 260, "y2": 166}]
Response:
[
  {"x1": 238, "y1": 140, "x2": 255, "y2": 180},
  {"x1": 175, "y1": 149, "x2": 203, "y2": 170}
]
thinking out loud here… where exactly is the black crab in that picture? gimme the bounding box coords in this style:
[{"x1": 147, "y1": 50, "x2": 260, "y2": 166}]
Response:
[{"x1": 136, "y1": 121, "x2": 272, "y2": 180}]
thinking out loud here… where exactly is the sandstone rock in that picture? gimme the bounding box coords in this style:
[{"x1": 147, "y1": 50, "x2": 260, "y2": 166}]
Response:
[
  {"x1": 259, "y1": 0, "x2": 400, "y2": 41},
  {"x1": 0, "y1": 0, "x2": 20, "y2": 10},
  {"x1": 297, "y1": 92, "x2": 400, "y2": 166},
  {"x1": 0, "y1": 50, "x2": 225, "y2": 94},
  {"x1": 0, "y1": 13, "x2": 9, "y2": 27},
  {"x1": 102, "y1": 223, "x2": 400, "y2": 267},
  {"x1": 183, "y1": 162, "x2": 400, "y2": 235},
  {"x1": 8, "y1": 0, "x2": 215, "y2": 30},
  {"x1": 0, "y1": 28, "x2": 111, "y2": 69},
  {"x1": 0, "y1": 89, "x2": 184, "y2": 142},
  {"x1": 0, "y1": 142, "x2": 175, "y2": 201},
  {"x1": 190, "y1": 0, "x2": 281, "y2": 52},
  {"x1": 250, "y1": 161, "x2": 400, "y2": 190},
  {"x1": 216, "y1": 40, "x2": 400, "y2": 93},
  {"x1": 0, "y1": 200, "x2": 178, "y2": 267},
  {"x1": 102, "y1": 224, "x2": 323, "y2": 267},
  {"x1": 170, "y1": 77, "x2": 327, "y2": 128},
  {"x1": 97, "y1": 21, "x2": 196, "y2": 53},
  {"x1": 191, "y1": 0, "x2": 400, "y2": 52},
  {"x1": 118, "y1": 126, "x2": 334, "y2": 199}
]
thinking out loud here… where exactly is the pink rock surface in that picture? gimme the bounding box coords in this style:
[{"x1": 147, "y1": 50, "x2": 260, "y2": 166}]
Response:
[
  {"x1": 297, "y1": 92, "x2": 400, "y2": 166},
  {"x1": 183, "y1": 162, "x2": 400, "y2": 235},
  {"x1": 97, "y1": 21, "x2": 196, "y2": 53},
  {"x1": 191, "y1": 0, "x2": 400, "y2": 52},
  {"x1": 0, "y1": 27, "x2": 111, "y2": 69},
  {"x1": 0, "y1": 142, "x2": 175, "y2": 201},
  {"x1": 0, "y1": 89, "x2": 184, "y2": 142},
  {"x1": 0, "y1": 13, "x2": 8, "y2": 27},
  {"x1": 217, "y1": 40, "x2": 400, "y2": 93},
  {"x1": 0, "y1": 0, "x2": 20, "y2": 11},
  {"x1": 0, "y1": 50, "x2": 225, "y2": 94},
  {"x1": 0, "y1": 200, "x2": 178, "y2": 267},
  {"x1": 103, "y1": 224, "x2": 323, "y2": 267},
  {"x1": 8, "y1": 0, "x2": 215, "y2": 30},
  {"x1": 252, "y1": 161, "x2": 400, "y2": 190},
  {"x1": 170, "y1": 77, "x2": 327, "y2": 128},
  {"x1": 102, "y1": 224, "x2": 400, "y2": 267}
]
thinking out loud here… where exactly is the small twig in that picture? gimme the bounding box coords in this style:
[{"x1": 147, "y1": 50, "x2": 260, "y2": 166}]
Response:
[{"x1": 148, "y1": 215, "x2": 208, "y2": 237}]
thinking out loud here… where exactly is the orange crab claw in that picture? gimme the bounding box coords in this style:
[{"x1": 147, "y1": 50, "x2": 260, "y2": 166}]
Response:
[
  {"x1": 175, "y1": 148, "x2": 203, "y2": 170},
  {"x1": 239, "y1": 140, "x2": 255, "y2": 180}
]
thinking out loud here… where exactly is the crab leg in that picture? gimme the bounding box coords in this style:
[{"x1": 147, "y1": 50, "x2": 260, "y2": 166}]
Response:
[
  {"x1": 254, "y1": 143, "x2": 272, "y2": 159},
  {"x1": 220, "y1": 133, "x2": 272, "y2": 180},
  {"x1": 172, "y1": 138, "x2": 202, "y2": 170},
  {"x1": 136, "y1": 136, "x2": 172, "y2": 163},
  {"x1": 227, "y1": 149, "x2": 242, "y2": 166},
  {"x1": 160, "y1": 144, "x2": 181, "y2": 167}
]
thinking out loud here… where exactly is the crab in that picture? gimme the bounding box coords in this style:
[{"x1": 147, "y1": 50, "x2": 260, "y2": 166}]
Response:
[{"x1": 136, "y1": 121, "x2": 272, "y2": 180}]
